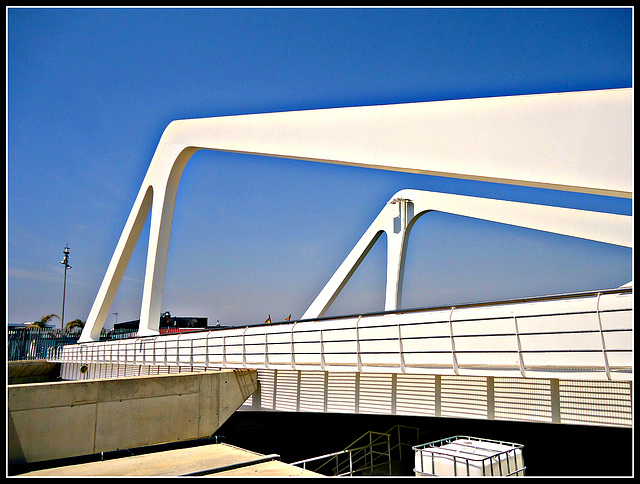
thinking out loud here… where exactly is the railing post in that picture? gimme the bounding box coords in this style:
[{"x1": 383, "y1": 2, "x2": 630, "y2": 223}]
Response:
[
  {"x1": 387, "y1": 435, "x2": 392, "y2": 475},
  {"x1": 319, "y1": 329, "x2": 326, "y2": 371},
  {"x1": 596, "y1": 292, "x2": 612, "y2": 380},
  {"x1": 290, "y1": 321, "x2": 298, "y2": 370},
  {"x1": 242, "y1": 327, "x2": 249, "y2": 368},
  {"x1": 349, "y1": 451, "x2": 353, "y2": 476},
  {"x1": 448, "y1": 307, "x2": 459, "y2": 375},
  {"x1": 176, "y1": 333, "x2": 183, "y2": 366},
  {"x1": 398, "y1": 324, "x2": 406, "y2": 373},
  {"x1": 204, "y1": 331, "x2": 211, "y2": 367},
  {"x1": 356, "y1": 316, "x2": 363, "y2": 372},
  {"x1": 513, "y1": 316, "x2": 526, "y2": 377},
  {"x1": 222, "y1": 335, "x2": 227, "y2": 368}
]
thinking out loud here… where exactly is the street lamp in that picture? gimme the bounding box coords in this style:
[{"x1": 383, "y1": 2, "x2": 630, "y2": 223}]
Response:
[{"x1": 60, "y1": 245, "x2": 72, "y2": 330}]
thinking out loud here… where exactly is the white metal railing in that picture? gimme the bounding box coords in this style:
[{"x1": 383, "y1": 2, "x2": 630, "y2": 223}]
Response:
[{"x1": 48, "y1": 287, "x2": 632, "y2": 381}]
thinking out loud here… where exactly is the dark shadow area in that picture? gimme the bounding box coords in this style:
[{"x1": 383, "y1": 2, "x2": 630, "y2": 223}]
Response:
[
  {"x1": 9, "y1": 409, "x2": 631, "y2": 476},
  {"x1": 216, "y1": 411, "x2": 632, "y2": 476}
]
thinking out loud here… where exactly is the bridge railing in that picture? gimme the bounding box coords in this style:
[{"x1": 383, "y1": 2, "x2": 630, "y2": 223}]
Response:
[{"x1": 48, "y1": 287, "x2": 632, "y2": 382}]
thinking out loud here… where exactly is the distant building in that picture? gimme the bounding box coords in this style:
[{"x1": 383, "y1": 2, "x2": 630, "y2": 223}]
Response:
[{"x1": 113, "y1": 312, "x2": 217, "y2": 333}]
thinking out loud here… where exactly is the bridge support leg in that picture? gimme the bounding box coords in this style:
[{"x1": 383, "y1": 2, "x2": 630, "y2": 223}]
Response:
[{"x1": 385, "y1": 198, "x2": 414, "y2": 311}]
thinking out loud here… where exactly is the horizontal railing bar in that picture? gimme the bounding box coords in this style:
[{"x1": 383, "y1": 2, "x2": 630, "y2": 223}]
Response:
[
  {"x1": 291, "y1": 287, "x2": 632, "y2": 325},
  {"x1": 121, "y1": 325, "x2": 631, "y2": 349}
]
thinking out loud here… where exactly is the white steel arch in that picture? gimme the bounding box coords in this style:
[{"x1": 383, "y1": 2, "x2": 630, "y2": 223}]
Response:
[
  {"x1": 302, "y1": 189, "x2": 632, "y2": 320},
  {"x1": 79, "y1": 88, "x2": 632, "y2": 342}
]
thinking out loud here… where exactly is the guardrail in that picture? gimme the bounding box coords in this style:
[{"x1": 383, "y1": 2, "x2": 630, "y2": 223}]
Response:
[{"x1": 48, "y1": 287, "x2": 632, "y2": 381}]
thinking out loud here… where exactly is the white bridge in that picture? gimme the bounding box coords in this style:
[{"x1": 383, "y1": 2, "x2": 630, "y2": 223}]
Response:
[{"x1": 50, "y1": 88, "x2": 632, "y2": 429}]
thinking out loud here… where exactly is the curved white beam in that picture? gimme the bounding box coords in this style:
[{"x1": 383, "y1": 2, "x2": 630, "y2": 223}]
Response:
[
  {"x1": 80, "y1": 89, "x2": 632, "y2": 342},
  {"x1": 168, "y1": 88, "x2": 631, "y2": 197},
  {"x1": 302, "y1": 189, "x2": 632, "y2": 320}
]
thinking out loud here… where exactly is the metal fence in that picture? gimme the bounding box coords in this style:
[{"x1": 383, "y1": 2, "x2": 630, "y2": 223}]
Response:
[
  {"x1": 7, "y1": 328, "x2": 138, "y2": 361},
  {"x1": 8, "y1": 326, "x2": 210, "y2": 361}
]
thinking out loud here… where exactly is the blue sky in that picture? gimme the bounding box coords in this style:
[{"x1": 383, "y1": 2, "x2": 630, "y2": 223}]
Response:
[{"x1": 7, "y1": 7, "x2": 632, "y2": 329}]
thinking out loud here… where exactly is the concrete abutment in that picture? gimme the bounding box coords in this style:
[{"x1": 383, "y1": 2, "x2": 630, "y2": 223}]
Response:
[{"x1": 8, "y1": 368, "x2": 257, "y2": 466}]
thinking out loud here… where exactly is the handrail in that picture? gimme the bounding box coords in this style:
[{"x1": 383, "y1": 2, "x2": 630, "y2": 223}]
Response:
[
  {"x1": 48, "y1": 287, "x2": 632, "y2": 381},
  {"x1": 75, "y1": 286, "x2": 635, "y2": 340},
  {"x1": 294, "y1": 435, "x2": 392, "y2": 476},
  {"x1": 291, "y1": 424, "x2": 421, "y2": 476}
]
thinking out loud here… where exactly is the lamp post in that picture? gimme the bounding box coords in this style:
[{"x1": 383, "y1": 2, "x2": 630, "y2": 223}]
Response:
[{"x1": 60, "y1": 245, "x2": 72, "y2": 330}]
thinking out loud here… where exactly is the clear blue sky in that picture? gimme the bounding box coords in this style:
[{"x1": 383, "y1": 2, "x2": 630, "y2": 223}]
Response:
[{"x1": 7, "y1": 7, "x2": 632, "y2": 329}]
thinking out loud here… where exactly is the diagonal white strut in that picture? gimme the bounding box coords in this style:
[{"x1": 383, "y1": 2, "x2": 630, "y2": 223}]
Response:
[
  {"x1": 302, "y1": 189, "x2": 632, "y2": 320},
  {"x1": 79, "y1": 88, "x2": 632, "y2": 342}
]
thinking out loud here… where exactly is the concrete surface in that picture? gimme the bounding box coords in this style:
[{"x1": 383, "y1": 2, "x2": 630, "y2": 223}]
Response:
[
  {"x1": 18, "y1": 443, "x2": 321, "y2": 476},
  {"x1": 8, "y1": 369, "x2": 257, "y2": 465}
]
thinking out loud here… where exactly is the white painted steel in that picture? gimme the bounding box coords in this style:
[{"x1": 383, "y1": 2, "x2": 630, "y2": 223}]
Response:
[
  {"x1": 79, "y1": 88, "x2": 632, "y2": 342},
  {"x1": 303, "y1": 189, "x2": 631, "y2": 319},
  {"x1": 249, "y1": 370, "x2": 632, "y2": 427},
  {"x1": 54, "y1": 287, "x2": 632, "y2": 382}
]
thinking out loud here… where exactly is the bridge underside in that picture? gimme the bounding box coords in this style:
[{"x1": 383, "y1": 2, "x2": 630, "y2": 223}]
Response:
[{"x1": 55, "y1": 364, "x2": 631, "y2": 430}]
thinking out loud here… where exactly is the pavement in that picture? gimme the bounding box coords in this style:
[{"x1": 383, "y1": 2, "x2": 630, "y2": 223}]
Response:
[{"x1": 18, "y1": 442, "x2": 322, "y2": 477}]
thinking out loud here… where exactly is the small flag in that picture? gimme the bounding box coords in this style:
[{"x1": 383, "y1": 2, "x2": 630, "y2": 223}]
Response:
[
  {"x1": 265, "y1": 315, "x2": 271, "y2": 324},
  {"x1": 285, "y1": 314, "x2": 291, "y2": 321}
]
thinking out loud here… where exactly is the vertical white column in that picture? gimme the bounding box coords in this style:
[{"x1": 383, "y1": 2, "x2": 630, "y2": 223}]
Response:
[{"x1": 385, "y1": 198, "x2": 413, "y2": 311}]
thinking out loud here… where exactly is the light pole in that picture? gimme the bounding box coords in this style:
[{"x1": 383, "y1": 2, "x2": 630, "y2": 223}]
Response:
[{"x1": 60, "y1": 245, "x2": 72, "y2": 331}]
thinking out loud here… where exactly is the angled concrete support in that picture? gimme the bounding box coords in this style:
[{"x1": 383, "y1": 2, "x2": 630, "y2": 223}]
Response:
[
  {"x1": 80, "y1": 89, "x2": 631, "y2": 342},
  {"x1": 302, "y1": 189, "x2": 631, "y2": 319},
  {"x1": 8, "y1": 370, "x2": 258, "y2": 465}
]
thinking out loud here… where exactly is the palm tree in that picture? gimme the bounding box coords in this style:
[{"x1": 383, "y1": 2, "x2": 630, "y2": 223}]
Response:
[
  {"x1": 27, "y1": 314, "x2": 60, "y2": 329},
  {"x1": 64, "y1": 319, "x2": 85, "y2": 333}
]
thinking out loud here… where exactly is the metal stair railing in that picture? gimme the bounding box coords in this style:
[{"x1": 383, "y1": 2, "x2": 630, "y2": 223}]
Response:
[{"x1": 290, "y1": 424, "x2": 422, "y2": 476}]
